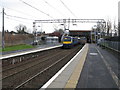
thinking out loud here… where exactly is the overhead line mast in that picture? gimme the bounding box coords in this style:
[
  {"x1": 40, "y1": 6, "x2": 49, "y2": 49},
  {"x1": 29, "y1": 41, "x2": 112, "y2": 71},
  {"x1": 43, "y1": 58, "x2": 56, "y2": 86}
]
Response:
[
  {"x1": 34, "y1": 19, "x2": 106, "y2": 41},
  {"x1": 35, "y1": 19, "x2": 106, "y2": 23},
  {"x1": 2, "y1": 8, "x2": 5, "y2": 49}
]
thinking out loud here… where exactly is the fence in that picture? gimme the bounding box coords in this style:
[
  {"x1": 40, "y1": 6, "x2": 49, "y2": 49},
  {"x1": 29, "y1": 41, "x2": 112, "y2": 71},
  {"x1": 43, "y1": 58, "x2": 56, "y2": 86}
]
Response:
[
  {"x1": 4, "y1": 34, "x2": 34, "y2": 46},
  {"x1": 100, "y1": 40, "x2": 120, "y2": 53}
]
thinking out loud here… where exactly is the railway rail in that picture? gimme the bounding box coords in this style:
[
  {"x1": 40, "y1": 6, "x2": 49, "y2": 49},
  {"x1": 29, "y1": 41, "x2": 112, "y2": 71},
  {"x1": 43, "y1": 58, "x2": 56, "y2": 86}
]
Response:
[
  {"x1": 2, "y1": 45, "x2": 83, "y2": 89},
  {"x1": 2, "y1": 48, "x2": 62, "y2": 78}
]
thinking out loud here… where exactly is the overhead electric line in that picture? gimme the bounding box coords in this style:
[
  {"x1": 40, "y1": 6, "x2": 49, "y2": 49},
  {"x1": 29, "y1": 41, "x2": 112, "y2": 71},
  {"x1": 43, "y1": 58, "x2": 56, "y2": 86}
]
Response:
[
  {"x1": 5, "y1": 13, "x2": 34, "y2": 21},
  {"x1": 59, "y1": 0, "x2": 77, "y2": 18},
  {"x1": 19, "y1": 0, "x2": 54, "y2": 19},
  {"x1": 5, "y1": 7, "x2": 41, "y2": 20},
  {"x1": 5, "y1": 16, "x2": 32, "y2": 24},
  {"x1": 43, "y1": 0, "x2": 66, "y2": 18}
]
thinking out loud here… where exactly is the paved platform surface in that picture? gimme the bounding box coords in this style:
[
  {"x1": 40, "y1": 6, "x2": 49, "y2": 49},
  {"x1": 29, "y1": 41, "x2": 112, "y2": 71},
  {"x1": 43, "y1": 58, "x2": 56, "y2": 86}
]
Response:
[
  {"x1": 41, "y1": 44, "x2": 119, "y2": 89},
  {"x1": 40, "y1": 44, "x2": 88, "y2": 89},
  {"x1": 76, "y1": 44, "x2": 119, "y2": 89}
]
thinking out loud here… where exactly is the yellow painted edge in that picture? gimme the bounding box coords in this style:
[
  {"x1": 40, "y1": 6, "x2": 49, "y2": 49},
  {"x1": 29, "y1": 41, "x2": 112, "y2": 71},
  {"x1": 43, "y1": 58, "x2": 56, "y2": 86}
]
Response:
[{"x1": 64, "y1": 44, "x2": 89, "y2": 88}]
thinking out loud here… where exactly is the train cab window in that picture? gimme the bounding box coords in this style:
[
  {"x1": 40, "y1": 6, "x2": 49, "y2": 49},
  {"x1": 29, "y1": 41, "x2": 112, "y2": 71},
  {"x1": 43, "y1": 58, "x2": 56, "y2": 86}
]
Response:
[{"x1": 63, "y1": 37, "x2": 71, "y2": 41}]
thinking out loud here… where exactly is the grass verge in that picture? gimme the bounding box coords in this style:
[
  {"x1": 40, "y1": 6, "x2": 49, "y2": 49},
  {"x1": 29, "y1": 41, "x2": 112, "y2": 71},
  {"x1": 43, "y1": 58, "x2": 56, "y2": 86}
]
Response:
[{"x1": 1, "y1": 44, "x2": 35, "y2": 52}]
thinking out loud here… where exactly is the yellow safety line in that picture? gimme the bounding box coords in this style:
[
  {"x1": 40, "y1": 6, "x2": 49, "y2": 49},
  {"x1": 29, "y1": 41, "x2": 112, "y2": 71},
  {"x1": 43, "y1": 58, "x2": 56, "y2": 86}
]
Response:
[{"x1": 64, "y1": 44, "x2": 89, "y2": 88}]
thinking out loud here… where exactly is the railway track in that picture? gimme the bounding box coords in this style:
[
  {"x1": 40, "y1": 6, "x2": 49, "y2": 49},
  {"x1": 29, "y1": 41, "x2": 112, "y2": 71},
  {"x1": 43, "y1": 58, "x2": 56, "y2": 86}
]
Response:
[
  {"x1": 2, "y1": 48, "x2": 62, "y2": 79},
  {"x1": 2, "y1": 47, "x2": 62, "y2": 68},
  {"x1": 2, "y1": 45, "x2": 83, "y2": 89}
]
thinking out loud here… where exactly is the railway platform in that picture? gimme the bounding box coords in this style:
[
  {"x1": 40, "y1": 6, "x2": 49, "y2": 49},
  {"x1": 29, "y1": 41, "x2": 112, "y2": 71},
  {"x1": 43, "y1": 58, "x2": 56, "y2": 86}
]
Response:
[
  {"x1": 1, "y1": 44, "x2": 62, "y2": 59},
  {"x1": 41, "y1": 44, "x2": 119, "y2": 89}
]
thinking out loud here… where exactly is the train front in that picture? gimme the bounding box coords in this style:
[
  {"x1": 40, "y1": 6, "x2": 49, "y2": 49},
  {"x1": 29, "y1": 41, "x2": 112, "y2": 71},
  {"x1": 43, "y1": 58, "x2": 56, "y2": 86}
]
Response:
[{"x1": 62, "y1": 36, "x2": 72, "y2": 48}]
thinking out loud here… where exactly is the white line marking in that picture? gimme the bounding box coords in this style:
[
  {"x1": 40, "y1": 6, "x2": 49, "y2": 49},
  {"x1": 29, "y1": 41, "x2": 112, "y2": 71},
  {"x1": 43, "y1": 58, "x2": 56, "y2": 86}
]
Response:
[
  {"x1": 15, "y1": 50, "x2": 71, "y2": 89},
  {"x1": 40, "y1": 44, "x2": 87, "y2": 89},
  {"x1": 89, "y1": 53, "x2": 98, "y2": 56},
  {"x1": 96, "y1": 47, "x2": 120, "y2": 89}
]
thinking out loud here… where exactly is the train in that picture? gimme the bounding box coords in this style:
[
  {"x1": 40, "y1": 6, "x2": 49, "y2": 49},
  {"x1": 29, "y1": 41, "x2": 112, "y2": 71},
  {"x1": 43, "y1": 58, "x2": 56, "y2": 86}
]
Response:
[
  {"x1": 62, "y1": 36, "x2": 87, "y2": 48},
  {"x1": 79, "y1": 37, "x2": 87, "y2": 45},
  {"x1": 46, "y1": 36, "x2": 59, "y2": 43}
]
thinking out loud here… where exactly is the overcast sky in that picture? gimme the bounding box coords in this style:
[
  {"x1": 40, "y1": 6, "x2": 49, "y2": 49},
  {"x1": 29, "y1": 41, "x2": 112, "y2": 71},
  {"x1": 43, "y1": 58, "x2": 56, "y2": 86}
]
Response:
[{"x1": 0, "y1": 0, "x2": 119, "y2": 33}]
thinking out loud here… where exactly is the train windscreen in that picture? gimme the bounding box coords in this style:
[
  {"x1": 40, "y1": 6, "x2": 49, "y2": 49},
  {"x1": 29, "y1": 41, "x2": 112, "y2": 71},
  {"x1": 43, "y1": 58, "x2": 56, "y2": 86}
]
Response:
[{"x1": 63, "y1": 37, "x2": 71, "y2": 41}]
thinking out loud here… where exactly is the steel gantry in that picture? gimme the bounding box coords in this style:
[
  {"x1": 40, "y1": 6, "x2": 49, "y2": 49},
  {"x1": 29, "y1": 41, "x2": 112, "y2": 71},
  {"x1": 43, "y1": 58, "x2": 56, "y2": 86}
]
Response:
[
  {"x1": 33, "y1": 19, "x2": 106, "y2": 42},
  {"x1": 33, "y1": 18, "x2": 106, "y2": 34},
  {"x1": 33, "y1": 19, "x2": 106, "y2": 33},
  {"x1": 34, "y1": 19, "x2": 106, "y2": 23}
]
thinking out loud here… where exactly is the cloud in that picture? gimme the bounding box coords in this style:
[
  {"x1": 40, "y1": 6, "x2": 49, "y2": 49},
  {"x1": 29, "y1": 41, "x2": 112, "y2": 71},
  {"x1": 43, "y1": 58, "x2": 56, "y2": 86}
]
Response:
[{"x1": 0, "y1": 0, "x2": 119, "y2": 33}]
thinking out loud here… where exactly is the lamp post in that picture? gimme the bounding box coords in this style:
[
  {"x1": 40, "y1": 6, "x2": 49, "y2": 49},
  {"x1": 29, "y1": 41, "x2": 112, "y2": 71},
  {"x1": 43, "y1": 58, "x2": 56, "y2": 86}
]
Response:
[
  {"x1": 92, "y1": 25, "x2": 97, "y2": 43},
  {"x1": 33, "y1": 22, "x2": 36, "y2": 44}
]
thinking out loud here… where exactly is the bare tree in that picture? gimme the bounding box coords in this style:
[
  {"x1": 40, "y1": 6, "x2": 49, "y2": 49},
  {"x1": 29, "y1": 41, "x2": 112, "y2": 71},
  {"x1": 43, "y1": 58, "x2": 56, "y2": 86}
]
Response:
[
  {"x1": 118, "y1": 21, "x2": 120, "y2": 37},
  {"x1": 15, "y1": 24, "x2": 28, "y2": 34},
  {"x1": 54, "y1": 29, "x2": 64, "y2": 35},
  {"x1": 106, "y1": 20, "x2": 112, "y2": 36},
  {"x1": 113, "y1": 20, "x2": 118, "y2": 36}
]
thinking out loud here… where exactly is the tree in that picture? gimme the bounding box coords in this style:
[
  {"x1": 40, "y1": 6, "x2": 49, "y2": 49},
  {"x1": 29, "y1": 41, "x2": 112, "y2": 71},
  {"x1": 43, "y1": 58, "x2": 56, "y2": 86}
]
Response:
[
  {"x1": 96, "y1": 22, "x2": 106, "y2": 37},
  {"x1": 5, "y1": 30, "x2": 9, "y2": 33},
  {"x1": 113, "y1": 20, "x2": 118, "y2": 36},
  {"x1": 53, "y1": 29, "x2": 64, "y2": 42},
  {"x1": 15, "y1": 24, "x2": 28, "y2": 34},
  {"x1": 10, "y1": 31, "x2": 16, "y2": 34},
  {"x1": 106, "y1": 20, "x2": 112, "y2": 36},
  {"x1": 58, "y1": 29, "x2": 64, "y2": 35},
  {"x1": 53, "y1": 29, "x2": 64, "y2": 35},
  {"x1": 119, "y1": 21, "x2": 120, "y2": 36}
]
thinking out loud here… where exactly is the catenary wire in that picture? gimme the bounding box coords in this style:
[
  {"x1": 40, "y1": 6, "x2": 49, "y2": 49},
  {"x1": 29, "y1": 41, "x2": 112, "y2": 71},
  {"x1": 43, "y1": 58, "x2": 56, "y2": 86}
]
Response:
[
  {"x1": 5, "y1": 13, "x2": 34, "y2": 21},
  {"x1": 5, "y1": 16, "x2": 32, "y2": 24},
  {"x1": 19, "y1": 0, "x2": 54, "y2": 19},
  {"x1": 59, "y1": 0, "x2": 77, "y2": 18},
  {"x1": 43, "y1": 0, "x2": 67, "y2": 18},
  {"x1": 4, "y1": 7, "x2": 41, "y2": 20}
]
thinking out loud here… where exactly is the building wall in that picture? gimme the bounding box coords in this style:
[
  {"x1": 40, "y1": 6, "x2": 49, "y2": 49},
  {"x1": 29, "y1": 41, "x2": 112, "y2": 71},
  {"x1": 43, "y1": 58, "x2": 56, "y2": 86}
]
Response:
[{"x1": 69, "y1": 30, "x2": 91, "y2": 43}]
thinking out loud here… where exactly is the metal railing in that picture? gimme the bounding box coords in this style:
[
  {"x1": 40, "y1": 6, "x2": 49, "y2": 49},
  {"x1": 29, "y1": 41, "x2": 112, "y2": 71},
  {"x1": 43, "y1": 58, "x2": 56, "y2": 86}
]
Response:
[{"x1": 99, "y1": 40, "x2": 120, "y2": 53}]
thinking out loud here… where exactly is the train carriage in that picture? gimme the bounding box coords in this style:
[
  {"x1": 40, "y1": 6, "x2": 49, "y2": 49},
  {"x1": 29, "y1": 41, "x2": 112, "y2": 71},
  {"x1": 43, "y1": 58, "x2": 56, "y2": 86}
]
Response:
[
  {"x1": 62, "y1": 36, "x2": 73, "y2": 48},
  {"x1": 46, "y1": 36, "x2": 59, "y2": 44},
  {"x1": 72, "y1": 37, "x2": 79, "y2": 45},
  {"x1": 62, "y1": 36, "x2": 87, "y2": 48},
  {"x1": 62, "y1": 36, "x2": 80, "y2": 48}
]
